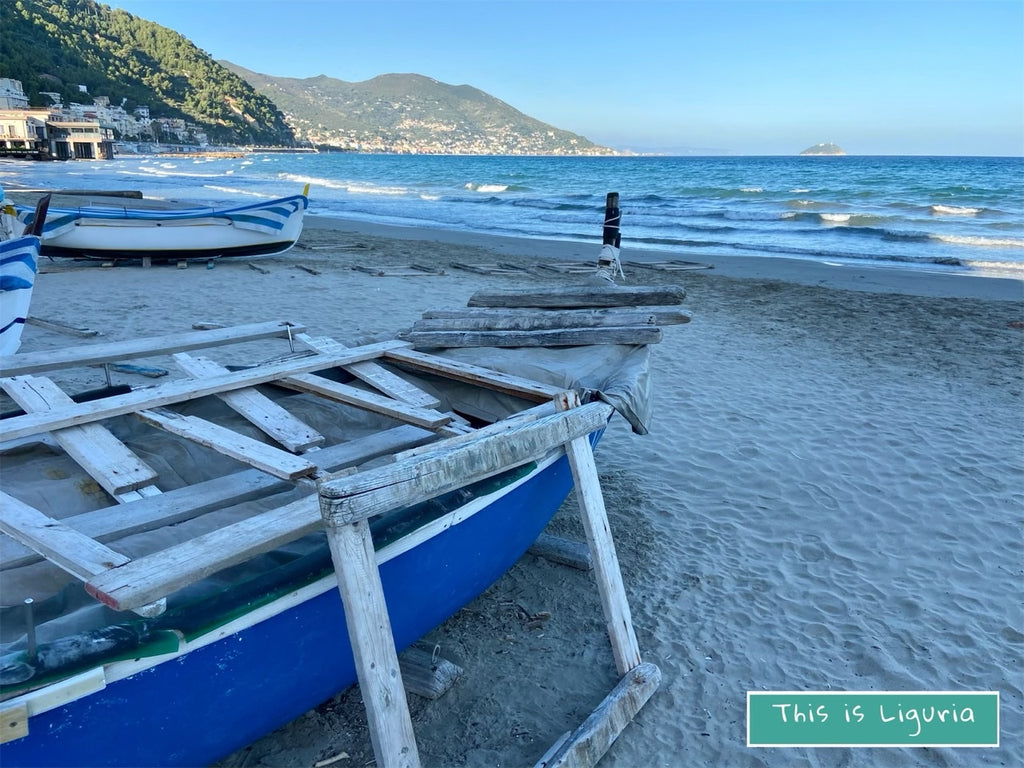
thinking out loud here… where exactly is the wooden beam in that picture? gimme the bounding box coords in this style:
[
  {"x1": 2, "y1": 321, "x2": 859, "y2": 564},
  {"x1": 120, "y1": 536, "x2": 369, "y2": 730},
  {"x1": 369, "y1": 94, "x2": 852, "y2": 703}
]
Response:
[
  {"x1": 0, "y1": 491, "x2": 131, "y2": 581},
  {"x1": 528, "y1": 533, "x2": 593, "y2": 571},
  {"x1": 467, "y1": 285, "x2": 685, "y2": 309},
  {"x1": 404, "y1": 326, "x2": 662, "y2": 349},
  {"x1": 85, "y1": 495, "x2": 322, "y2": 612},
  {"x1": 136, "y1": 409, "x2": 318, "y2": 481},
  {"x1": 1, "y1": 425, "x2": 436, "y2": 569},
  {"x1": 555, "y1": 392, "x2": 640, "y2": 676},
  {"x1": 0, "y1": 339, "x2": 409, "y2": 442},
  {"x1": 323, "y1": 516, "x2": 422, "y2": 768},
  {"x1": 414, "y1": 307, "x2": 690, "y2": 331},
  {"x1": 1, "y1": 375, "x2": 158, "y2": 495},
  {"x1": 173, "y1": 353, "x2": 325, "y2": 453},
  {"x1": 279, "y1": 373, "x2": 452, "y2": 430},
  {"x1": 383, "y1": 348, "x2": 563, "y2": 403},
  {"x1": 0, "y1": 320, "x2": 306, "y2": 377},
  {"x1": 534, "y1": 663, "x2": 661, "y2": 768},
  {"x1": 320, "y1": 400, "x2": 613, "y2": 525},
  {"x1": 297, "y1": 334, "x2": 441, "y2": 410}
]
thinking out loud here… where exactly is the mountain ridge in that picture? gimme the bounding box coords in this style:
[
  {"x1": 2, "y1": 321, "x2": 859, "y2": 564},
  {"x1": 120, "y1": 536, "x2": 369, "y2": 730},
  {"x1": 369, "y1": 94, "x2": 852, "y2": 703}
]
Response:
[{"x1": 220, "y1": 63, "x2": 615, "y2": 155}]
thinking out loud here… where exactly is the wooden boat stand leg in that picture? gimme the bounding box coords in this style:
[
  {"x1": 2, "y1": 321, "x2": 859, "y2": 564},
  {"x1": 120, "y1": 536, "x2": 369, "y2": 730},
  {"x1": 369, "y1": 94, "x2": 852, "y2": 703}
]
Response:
[
  {"x1": 321, "y1": 513, "x2": 421, "y2": 768},
  {"x1": 319, "y1": 391, "x2": 658, "y2": 768}
]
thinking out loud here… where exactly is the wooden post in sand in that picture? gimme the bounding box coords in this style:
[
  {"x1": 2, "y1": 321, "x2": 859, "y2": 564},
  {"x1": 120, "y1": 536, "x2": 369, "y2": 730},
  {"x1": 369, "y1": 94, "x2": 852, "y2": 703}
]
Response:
[{"x1": 603, "y1": 192, "x2": 621, "y2": 248}]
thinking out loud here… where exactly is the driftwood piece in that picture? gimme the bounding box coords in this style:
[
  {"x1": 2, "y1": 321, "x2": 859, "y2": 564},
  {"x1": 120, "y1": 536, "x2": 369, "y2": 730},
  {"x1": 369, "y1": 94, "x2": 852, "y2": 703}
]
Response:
[
  {"x1": 415, "y1": 307, "x2": 690, "y2": 332},
  {"x1": 404, "y1": 326, "x2": 662, "y2": 349},
  {"x1": 25, "y1": 316, "x2": 100, "y2": 338},
  {"x1": 467, "y1": 285, "x2": 685, "y2": 309},
  {"x1": 399, "y1": 647, "x2": 463, "y2": 700},
  {"x1": 528, "y1": 533, "x2": 593, "y2": 571}
]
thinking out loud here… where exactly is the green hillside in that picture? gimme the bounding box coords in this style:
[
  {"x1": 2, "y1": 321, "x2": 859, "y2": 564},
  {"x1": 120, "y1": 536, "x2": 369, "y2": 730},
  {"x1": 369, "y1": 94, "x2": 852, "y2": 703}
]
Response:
[{"x1": 0, "y1": 0, "x2": 295, "y2": 145}]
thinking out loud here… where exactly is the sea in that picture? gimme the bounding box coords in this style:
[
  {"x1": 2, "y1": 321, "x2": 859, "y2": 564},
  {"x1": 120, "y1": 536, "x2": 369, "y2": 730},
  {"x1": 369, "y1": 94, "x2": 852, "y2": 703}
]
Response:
[{"x1": 2, "y1": 153, "x2": 1023, "y2": 277}]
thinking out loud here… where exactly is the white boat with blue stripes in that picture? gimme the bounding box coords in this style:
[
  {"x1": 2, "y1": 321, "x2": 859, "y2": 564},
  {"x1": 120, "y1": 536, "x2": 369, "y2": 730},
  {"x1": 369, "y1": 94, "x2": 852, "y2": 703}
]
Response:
[{"x1": 13, "y1": 187, "x2": 308, "y2": 263}]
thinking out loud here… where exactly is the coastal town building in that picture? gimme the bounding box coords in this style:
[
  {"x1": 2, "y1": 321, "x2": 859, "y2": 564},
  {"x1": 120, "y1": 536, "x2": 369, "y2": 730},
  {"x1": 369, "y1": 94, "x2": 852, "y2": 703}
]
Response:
[{"x1": 0, "y1": 80, "x2": 116, "y2": 159}]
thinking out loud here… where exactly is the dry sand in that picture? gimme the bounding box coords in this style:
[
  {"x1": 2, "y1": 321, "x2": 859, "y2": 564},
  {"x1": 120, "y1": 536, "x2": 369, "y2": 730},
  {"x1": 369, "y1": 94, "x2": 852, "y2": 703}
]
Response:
[{"x1": 17, "y1": 217, "x2": 1024, "y2": 767}]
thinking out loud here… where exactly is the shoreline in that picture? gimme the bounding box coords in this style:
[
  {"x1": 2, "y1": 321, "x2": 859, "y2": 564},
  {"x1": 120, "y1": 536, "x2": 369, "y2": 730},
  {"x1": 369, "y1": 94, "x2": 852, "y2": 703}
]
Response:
[{"x1": 305, "y1": 215, "x2": 1024, "y2": 302}]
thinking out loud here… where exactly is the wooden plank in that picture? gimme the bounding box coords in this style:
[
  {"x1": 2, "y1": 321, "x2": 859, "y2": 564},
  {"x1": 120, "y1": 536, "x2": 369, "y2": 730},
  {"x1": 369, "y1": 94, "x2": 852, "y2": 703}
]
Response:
[
  {"x1": 0, "y1": 702, "x2": 28, "y2": 744},
  {"x1": 1, "y1": 425, "x2": 437, "y2": 569},
  {"x1": 467, "y1": 285, "x2": 686, "y2": 309},
  {"x1": 0, "y1": 492, "x2": 131, "y2": 581},
  {"x1": 535, "y1": 663, "x2": 661, "y2": 768},
  {"x1": 1, "y1": 375, "x2": 158, "y2": 495},
  {"x1": 85, "y1": 495, "x2": 323, "y2": 611},
  {"x1": 383, "y1": 348, "x2": 563, "y2": 403},
  {"x1": 0, "y1": 320, "x2": 306, "y2": 377},
  {"x1": 174, "y1": 353, "x2": 325, "y2": 452},
  {"x1": 528, "y1": 533, "x2": 593, "y2": 571},
  {"x1": 323, "y1": 517, "x2": 422, "y2": 768},
  {"x1": 319, "y1": 401, "x2": 613, "y2": 525},
  {"x1": 404, "y1": 326, "x2": 662, "y2": 349},
  {"x1": 136, "y1": 409, "x2": 317, "y2": 481},
  {"x1": 279, "y1": 373, "x2": 452, "y2": 430},
  {"x1": 297, "y1": 334, "x2": 441, "y2": 410},
  {"x1": 398, "y1": 647, "x2": 463, "y2": 700},
  {"x1": 0, "y1": 339, "x2": 409, "y2": 442},
  {"x1": 25, "y1": 316, "x2": 100, "y2": 337},
  {"x1": 414, "y1": 307, "x2": 690, "y2": 331},
  {"x1": 555, "y1": 392, "x2": 640, "y2": 676}
]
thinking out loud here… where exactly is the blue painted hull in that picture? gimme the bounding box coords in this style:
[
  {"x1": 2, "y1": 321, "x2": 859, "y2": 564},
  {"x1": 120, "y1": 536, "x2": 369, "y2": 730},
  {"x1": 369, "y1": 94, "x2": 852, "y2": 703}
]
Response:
[
  {"x1": 1, "y1": 441, "x2": 592, "y2": 767},
  {"x1": 0, "y1": 234, "x2": 40, "y2": 356}
]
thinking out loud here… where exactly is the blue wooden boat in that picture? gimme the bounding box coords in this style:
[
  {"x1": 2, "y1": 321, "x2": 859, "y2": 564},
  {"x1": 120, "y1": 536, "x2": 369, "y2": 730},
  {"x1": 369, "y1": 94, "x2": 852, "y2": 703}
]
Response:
[
  {"x1": 0, "y1": 322, "x2": 649, "y2": 767},
  {"x1": 0, "y1": 233, "x2": 40, "y2": 356},
  {"x1": 12, "y1": 189, "x2": 308, "y2": 262}
]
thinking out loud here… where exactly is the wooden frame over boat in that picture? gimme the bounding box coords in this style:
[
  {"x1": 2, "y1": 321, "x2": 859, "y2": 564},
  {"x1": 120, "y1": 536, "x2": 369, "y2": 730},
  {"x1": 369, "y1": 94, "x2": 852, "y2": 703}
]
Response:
[{"x1": 0, "y1": 318, "x2": 655, "y2": 767}]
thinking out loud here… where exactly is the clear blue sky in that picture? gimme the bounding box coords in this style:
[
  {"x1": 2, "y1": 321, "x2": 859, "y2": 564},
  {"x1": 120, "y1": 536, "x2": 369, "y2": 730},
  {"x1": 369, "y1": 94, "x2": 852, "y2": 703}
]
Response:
[{"x1": 104, "y1": 0, "x2": 1023, "y2": 156}]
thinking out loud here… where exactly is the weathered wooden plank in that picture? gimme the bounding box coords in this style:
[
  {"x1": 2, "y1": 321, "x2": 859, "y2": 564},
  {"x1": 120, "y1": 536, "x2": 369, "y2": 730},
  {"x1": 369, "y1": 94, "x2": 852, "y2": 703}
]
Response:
[
  {"x1": 297, "y1": 334, "x2": 441, "y2": 410},
  {"x1": 528, "y1": 533, "x2": 593, "y2": 571},
  {"x1": 25, "y1": 316, "x2": 100, "y2": 338},
  {"x1": 383, "y1": 348, "x2": 563, "y2": 403},
  {"x1": 413, "y1": 307, "x2": 690, "y2": 331},
  {"x1": 323, "y1": 517, "x2": 422, "y2": 768},
  {"x1": 136, "y1": 409, "x2": 318, "y2": 481},
  {"x1": 319, "y1": 401, "x2": 613, "y2": 524},
  {"x1": 0, "y1": 320, "x2": 306, "y2": 377},
  {"x1": 555, "y1": 391, "x2": 640, "y2": 676},
  {"x1": 1, "y1": 425, "x2": 436, "y2": 569},
  {"x1": 0, "y1": 339, "x2": 409, "y2": 442},
  {"x1": 398, "y1": 647, "x2": 463, "y2": 700},
  {"x1": 85, "y1": 495, "x2": 322, "y2": 612},
  {"x1": 279, "y1": 373, "x2": 452, "y2": 430},
  {"x1": 0, "y1": 491, "x2": 131, "y2": 581},
  {"x1": 467, "y1": 285, "x2": 685, "y2": 309},
  {"x1": 534, "y1": 663, "x2": 661, "y2": 768},
  {"x1": 174, "y1": 353, "x2": 325, "y2": 452},
  {"x1": 404, "y1": 326, "x2": 662, "y2": 349},
  {"x1": 1, "y1": 375, "x2": 158, "y2": 495}
]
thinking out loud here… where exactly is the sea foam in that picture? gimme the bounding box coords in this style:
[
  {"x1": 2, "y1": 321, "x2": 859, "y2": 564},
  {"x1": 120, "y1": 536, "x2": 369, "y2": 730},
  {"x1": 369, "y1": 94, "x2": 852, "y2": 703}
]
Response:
[{"x1": 932, "y1": 205, "x2": 982, "y2": 216}]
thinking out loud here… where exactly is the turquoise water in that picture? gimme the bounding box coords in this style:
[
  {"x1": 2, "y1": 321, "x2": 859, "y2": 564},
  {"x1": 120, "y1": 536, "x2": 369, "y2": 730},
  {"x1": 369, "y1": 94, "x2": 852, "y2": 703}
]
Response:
[{"x1": 3, "y1": 154, "x2": 1022, "y2": 275}]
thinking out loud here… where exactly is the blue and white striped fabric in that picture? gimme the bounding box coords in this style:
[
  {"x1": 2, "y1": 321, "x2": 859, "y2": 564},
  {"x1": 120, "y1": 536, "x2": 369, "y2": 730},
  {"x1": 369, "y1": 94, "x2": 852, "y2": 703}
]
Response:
[
  {"x1": 16, "y1": 193, "x2": 308, "y2": 239},
  {"x1": 0, "y1": 234, "x2": 40, "y2": 355}
]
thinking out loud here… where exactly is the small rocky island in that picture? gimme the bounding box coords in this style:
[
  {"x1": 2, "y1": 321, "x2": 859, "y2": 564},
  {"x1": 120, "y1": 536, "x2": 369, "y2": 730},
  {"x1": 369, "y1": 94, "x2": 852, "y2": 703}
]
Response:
[{"x1": 800, "y1": 142, "x2": 846, "y2": 156}]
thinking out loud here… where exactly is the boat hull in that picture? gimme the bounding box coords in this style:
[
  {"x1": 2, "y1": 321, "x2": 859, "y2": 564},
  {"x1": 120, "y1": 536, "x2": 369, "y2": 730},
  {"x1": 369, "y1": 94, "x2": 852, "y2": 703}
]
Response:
[
  {"x1": 17, "y1": 194, "x2": 307, "y2": 262},
  {"x1": 0, "y1": 439, "x2": 592, "y2": 767},
  {"x1": 0, "y1": 234, "x2": 40, "y2": 355}
]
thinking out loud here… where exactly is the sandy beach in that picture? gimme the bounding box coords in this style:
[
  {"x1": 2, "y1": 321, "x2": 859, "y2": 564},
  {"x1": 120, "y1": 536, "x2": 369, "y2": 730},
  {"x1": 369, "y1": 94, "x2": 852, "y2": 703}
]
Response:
[{"x1": 14, "y1": 216, "x2": 1024, "y2": 767}]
